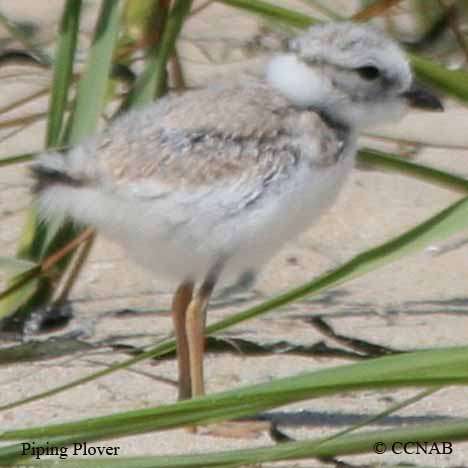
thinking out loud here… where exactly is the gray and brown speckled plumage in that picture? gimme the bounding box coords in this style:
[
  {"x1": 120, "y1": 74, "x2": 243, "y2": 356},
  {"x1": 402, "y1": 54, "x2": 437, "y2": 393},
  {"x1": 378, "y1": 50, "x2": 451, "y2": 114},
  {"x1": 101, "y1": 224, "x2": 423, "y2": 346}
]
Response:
[
  {"x1": 33, "y1": 78, "x2": 352, "y2": 282},
  {"x1": 87, "y1": 81, "x2": 346, "y2": 192}
]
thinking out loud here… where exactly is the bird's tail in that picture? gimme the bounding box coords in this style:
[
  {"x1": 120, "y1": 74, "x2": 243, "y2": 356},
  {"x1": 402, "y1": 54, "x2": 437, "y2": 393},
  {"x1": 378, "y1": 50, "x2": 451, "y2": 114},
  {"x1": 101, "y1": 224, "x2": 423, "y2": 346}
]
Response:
[
  {"x1": 31, "y1": 152, "x2": 83, "y2": 195},
  {"x1": 31, "y1": 151, "x2": 88, "y2": 223}
]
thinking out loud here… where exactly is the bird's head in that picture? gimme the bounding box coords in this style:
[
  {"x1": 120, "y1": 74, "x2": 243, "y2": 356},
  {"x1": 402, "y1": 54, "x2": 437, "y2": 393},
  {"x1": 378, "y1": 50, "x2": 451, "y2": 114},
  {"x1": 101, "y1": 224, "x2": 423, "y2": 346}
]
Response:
[{"x1": 267, "y1": 22, "x2": 442, "y2": 129}]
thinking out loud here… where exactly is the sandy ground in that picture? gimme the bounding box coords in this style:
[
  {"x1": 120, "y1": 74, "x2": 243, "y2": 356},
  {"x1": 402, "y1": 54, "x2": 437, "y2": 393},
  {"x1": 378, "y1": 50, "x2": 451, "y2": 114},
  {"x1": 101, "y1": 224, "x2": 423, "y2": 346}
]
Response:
[{"x1": 1, "y1": 1, "x2": 468, "y2": 467}]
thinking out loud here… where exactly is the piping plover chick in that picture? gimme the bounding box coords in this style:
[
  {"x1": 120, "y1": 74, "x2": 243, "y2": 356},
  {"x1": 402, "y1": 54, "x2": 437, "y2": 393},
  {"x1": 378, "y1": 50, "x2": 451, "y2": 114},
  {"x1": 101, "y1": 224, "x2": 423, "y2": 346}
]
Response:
[{"x1": 33, "y1": 22, "x2": 442, "y2": 427}]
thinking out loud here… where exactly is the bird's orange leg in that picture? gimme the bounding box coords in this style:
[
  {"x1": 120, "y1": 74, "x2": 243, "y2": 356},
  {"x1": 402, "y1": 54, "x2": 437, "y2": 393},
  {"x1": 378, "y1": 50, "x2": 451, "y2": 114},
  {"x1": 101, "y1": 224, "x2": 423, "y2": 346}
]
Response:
[
  {"x1": 171, "y1": 281, "x2": 194, "y2": 401},
  {"x1": 185, "y1": 277, "x2": 216, "y2": 423},
  {"x1": 184, "y1": 263, "x2": 270, "y2": 438}
]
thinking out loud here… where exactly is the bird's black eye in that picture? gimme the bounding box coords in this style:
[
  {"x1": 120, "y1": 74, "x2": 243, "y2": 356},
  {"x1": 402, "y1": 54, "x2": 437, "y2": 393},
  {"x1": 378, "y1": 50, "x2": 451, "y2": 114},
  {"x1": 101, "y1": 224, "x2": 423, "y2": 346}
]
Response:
[{"x1": 356, "y1": 65, "x2": 380, "y2": 81}]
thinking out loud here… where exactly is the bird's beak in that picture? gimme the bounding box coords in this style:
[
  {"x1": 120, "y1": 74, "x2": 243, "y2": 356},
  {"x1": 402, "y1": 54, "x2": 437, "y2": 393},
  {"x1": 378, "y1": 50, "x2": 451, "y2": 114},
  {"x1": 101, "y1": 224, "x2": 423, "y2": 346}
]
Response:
[{"x1": 401, "y1": 81, "x2": 444, "y2": 111}]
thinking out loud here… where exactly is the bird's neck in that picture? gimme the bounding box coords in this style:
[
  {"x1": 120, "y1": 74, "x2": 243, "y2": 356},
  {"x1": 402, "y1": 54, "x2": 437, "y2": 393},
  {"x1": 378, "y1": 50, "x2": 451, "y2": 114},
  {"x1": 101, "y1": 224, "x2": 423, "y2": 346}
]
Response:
[
  {"x1": 267, "y1": 54, "x2": 361, "y2": 133},
  {"x1": 266, "y1": 54, "x2": 331, "y2": 109}
]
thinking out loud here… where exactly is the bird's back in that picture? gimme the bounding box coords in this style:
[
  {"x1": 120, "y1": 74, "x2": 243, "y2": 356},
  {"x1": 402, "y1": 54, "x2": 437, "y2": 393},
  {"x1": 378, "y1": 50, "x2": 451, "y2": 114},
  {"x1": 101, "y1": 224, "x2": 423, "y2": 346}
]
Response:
[{"x1": 94, "y1": 81, "x2": 299, "y2": 189}]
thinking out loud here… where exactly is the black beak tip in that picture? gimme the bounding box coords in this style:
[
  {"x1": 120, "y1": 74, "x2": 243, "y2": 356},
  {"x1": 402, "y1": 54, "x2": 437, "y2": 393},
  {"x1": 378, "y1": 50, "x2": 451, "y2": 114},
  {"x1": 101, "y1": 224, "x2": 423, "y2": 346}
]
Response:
[{"x1": 402, "y1": 86, "x2": 444, "y2": 111}]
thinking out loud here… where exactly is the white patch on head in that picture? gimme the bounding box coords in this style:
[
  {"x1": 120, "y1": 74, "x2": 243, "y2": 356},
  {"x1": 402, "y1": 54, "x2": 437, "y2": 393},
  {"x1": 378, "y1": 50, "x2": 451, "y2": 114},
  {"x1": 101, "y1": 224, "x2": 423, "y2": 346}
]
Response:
[{"x1": 266, "y1": 54, "x2": 332, "y2": 108}]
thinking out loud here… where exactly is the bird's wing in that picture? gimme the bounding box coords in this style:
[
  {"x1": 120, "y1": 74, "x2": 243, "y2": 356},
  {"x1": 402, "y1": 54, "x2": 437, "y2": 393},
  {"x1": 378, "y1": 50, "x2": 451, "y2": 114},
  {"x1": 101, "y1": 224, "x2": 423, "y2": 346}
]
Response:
[
  {"x1": 69, "y1": 81, "x2": 347, "y2": 204},
  {"x1": 92, "y1": 83, "x2": 304, "y2": 195}
]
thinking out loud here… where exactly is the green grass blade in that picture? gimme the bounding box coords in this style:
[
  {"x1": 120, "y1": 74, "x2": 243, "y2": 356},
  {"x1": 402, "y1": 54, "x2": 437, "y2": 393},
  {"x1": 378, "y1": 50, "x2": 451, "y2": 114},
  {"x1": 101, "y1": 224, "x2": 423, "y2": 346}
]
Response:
[
  {"x1": 314, "y1": 386, "x2": 442, "y2": 452},
  {"x1": 120, "y1": 1, "x2": 166, "y2": 109},
  {"x1": 0, "y1": 257, "x2": 36, "y2": 274},
  {"x1": 0, "y1": 266, "x2": 40, "y2": 320},
  {"x1": 68, "y1": 0, "x2": 122, "y2": 144},
  {"x1": 124, "y1": 0, "x2": 194, "y2": 108},
  {"x1": 357, "y1": 148, "x2": 468, "y2": 194},
  {"x1": 300, "y1": 0, "x2": 342, "y2": 20},
  {"x1": 0, "y1": 153, "x2": 36, "y2": 167},
  {"x1": 2, "y1": 346, "x2": 468, "y2": 461},
  {"x1": 42, "y1": 0, "x2": 121, "y2": 253},
  {"x1": 3, "y1": 418, "x2": 468, "y2": 466},
  {"x1": 0, "y1": 2, "x2": 83, "y2": 320},
  {"x1": 46, "y1": 0, "x2": 82, "y2": 147},
  {"x1": 410, "y1": 53, "x2": 468, "y2": 103},
  {"x1": 219, "y1": 0, "x2": 317, "y2": 27},
  {"x1": 411, "y1": 0, "x2": 443, "y2": 34},
  {"x1": 38, "y1": 214, "x2": 68, "y2": 258},
  {"x1": 151, "y1": 0, "x2": 193, "y2": 99},
  {"x1": 0, "y1": 1, "x2": 123, "y2": 326}
]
